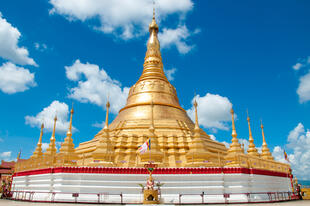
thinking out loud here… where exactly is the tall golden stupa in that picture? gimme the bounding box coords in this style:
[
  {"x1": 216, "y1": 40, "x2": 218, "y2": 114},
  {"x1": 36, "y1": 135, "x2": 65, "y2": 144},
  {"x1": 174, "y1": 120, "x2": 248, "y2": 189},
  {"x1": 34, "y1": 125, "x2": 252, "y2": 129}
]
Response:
[
  {"x1": 15, "y1": 9, "x2": 289, "y2": 174},
  {"x1": 75, "y1": 11, "x2": 227, "y2": 168}
]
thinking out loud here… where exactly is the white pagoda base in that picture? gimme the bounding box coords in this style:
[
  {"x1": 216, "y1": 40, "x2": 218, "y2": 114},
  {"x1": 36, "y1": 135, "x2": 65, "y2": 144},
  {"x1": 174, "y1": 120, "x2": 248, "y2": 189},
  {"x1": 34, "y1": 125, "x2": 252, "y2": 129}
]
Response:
[{"x1": 11, "y1": 167, "x2": 295, "y2": 204}]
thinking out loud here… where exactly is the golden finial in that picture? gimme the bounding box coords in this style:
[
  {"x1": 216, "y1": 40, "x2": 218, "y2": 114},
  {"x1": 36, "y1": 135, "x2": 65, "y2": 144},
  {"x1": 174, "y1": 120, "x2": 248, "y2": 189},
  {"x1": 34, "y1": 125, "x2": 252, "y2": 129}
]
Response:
[
  {"x1": 51, "y1": 115, "x2": 57, "y2": 140},
  {"x1": 39, "y1": 123, "x2": 44, "y2": 144},
  {"x1": 67, "y1": 104, "x2": 74, "y2": 137},
  {"x1": 260, "y1": 119, "x2": 266, "y2": 145},
  {"x1": 194, "y1": 98, "x2": 200, "y2": 132},
  {"x1": 104, "y1": 100, "x2": 110, "y2": 130},
  {"x1": 246, "y1": 109, "x2": 253, "y2": 139},
  {"x1": 231, "y1": 108, "x2": 237, "y2": 138},
  {"x1": 153, "y1": 0, "x2": 155, "y2": 20}
]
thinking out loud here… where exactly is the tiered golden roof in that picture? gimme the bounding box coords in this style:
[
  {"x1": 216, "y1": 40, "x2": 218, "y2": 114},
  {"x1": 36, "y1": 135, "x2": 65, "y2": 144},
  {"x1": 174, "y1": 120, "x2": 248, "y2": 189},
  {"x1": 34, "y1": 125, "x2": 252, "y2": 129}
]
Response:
[{"x1": 15, "y1": 10, "x2": 290, "y2": 174}]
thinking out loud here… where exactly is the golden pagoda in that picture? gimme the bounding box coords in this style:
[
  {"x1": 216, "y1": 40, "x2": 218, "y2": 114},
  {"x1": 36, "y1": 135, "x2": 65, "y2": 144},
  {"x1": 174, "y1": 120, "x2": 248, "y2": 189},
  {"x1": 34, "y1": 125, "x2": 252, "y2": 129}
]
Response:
[
  {"x1": 74, "y1": 9, "x2": 227, "y2": 167},
  {"x1": 14, "y1": 8, "x2": 291, "y2": 175}
]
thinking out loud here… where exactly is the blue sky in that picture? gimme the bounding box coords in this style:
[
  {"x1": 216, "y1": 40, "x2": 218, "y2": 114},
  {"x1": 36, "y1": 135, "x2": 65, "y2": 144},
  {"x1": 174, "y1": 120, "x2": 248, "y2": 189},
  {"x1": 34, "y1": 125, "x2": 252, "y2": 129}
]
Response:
[{"x1": 0, "y1": 0, "x2": 310, "y2": 179}]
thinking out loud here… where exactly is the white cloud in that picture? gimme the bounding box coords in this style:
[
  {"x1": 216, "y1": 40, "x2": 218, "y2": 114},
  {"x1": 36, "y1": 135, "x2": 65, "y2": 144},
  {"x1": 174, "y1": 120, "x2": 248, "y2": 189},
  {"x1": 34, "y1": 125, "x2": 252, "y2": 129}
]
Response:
[
  {"x1": 49, "y1": 0, "x2": 193, "y2": 40},
  {"x1": 273, "y1": 123, "x2": 310, "y2": 179},
  {"x1": 292, "y1": 56, "x2": 310, "y2": 103},
  {"x1": 0, "y1": 151, "x2": 12, "y2": 161},
  {"x1": 66, "y1": 59, "x2": 129, "y2": 114},
  {"x1": 92, "y1": 121, "x2": 105, "y2": 128},
  {"x1": 297, "y1": 71, "x2": 310, "y2": 103},
  {"x1": 0, "y1": 62, "x2": 36, "y2": 94},
  {"x1": 293, "y1": 63, "x2": 303, "y2": 71},
  {"x1": 292, "y1": 56, "x2": 310, "y2": 71},
  {"x1": 0, "y1": 13, "x2": 37, "y2": 66},
  {"x1": 34, "y1": 42, "x2": 47, "y2": 51},
  {"x1": 159, "y1": 25, "x2": 199, "y2": 54},
  {"x1": 187, "y1": 93, "x2": 233, "y2": 130},
  {"x1": 41, "y1": 142, "x2": 62, "y2": 152},
  {"x1": 25, "y1": 101, "x2": 75, "y2": 133},
  {"x1": 0, "y1": 151, "x2": 11, "y2": 158},
  {"x1": 164, "y1": 67, "x2": 177, "y2": 81}
]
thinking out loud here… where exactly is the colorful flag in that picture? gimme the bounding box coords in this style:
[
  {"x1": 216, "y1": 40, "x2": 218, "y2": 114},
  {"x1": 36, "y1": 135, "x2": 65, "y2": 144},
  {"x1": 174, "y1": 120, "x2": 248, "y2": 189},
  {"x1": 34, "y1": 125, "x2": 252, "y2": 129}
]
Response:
[
  {"x1": 284, "y1": 150, "x2": 290, "y2": 162},
  {"x1": 138, "y1": 139, "x2": 151, "y2": 154}
]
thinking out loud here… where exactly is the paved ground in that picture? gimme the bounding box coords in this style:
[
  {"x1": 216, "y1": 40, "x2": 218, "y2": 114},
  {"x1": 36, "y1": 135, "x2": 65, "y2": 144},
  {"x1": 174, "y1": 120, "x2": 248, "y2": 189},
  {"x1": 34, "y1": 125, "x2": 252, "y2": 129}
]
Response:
[{"x1": 0, "y1": 199, "x2": 309, "y2": 206}]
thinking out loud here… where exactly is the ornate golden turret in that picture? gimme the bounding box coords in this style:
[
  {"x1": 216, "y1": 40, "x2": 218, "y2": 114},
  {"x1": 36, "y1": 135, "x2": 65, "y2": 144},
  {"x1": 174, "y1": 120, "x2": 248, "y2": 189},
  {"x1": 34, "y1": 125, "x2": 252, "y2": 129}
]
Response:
[
  {"x1": 31, "y1": 123, "x2": 44, "y2": 158},
  {"x1": 58, "y1": 105, "x2": 78, "y2": 165},
  {"x1": 260, "y1": 121, "x2": 274, "y2": 160},
  {"x1": 186, "y1": 100, "x2": 213, "y2": 166},
  {"x1": 45, "y1": 116, "x2": 57, "y2": 156},
  {"x1": 91, "y1": 101, "x2": 114, "y2": 166},
  {"x1": 246, "y1": 111, "x2": 259, "y2": 157}
]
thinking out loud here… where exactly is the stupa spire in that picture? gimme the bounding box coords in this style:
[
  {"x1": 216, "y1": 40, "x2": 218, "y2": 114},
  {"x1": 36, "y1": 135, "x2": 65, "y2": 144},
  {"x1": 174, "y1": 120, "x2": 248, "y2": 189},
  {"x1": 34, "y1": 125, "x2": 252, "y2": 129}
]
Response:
[
  {"x1": 194, "y1": 99, "x2": 199, "y2": 132},
  {"x1": 45, "y1": 116, "x2": 57, "y2": 156},
  {"x1": 246, "y1": 110, "x2": 259, "y2": 157},
  {"x1": 138, "y1": 2, "x2": 167, "y2": 83},
  {"x1": 91, "y1": 101, "x2": 114, "y2": 165},
  {"x1": 227, "y1": 109, "x2": 243, "y2": 153},
  {"x1": 260, "y1": 120, "x2": 274, "y2": 160},
  {"x1": 59, "y1": 105, "x2": 77, "y2": 160},
  {"x1": 32, "y1": 123, "x2": 44, "y2": 158},
  {"x1": 67, "y1": 104, "x2": 74, "y2": 137},
  {"x1": 104, "y1": 100, "x2": 110, "y2": 131}
]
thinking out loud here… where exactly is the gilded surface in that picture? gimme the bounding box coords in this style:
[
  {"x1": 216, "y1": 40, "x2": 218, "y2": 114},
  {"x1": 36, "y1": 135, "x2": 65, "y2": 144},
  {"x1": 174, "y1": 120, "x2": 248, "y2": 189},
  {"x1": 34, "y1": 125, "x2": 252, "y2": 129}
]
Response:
[{"x1": 15, "y1": 12, "x2": 290, "y2": 174}]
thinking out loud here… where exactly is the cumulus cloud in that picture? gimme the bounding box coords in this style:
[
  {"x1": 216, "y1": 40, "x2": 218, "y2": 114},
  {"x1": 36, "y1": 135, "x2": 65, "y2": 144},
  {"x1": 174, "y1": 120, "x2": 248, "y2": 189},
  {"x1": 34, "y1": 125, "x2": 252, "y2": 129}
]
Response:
[
  {"x1": 273, "y1": 123, "x2": 310, "y2": 179},
  {"x1": 159, "y1": 25, "x2": 199, "y2": 54},
  {"x1": 0, "y1": 13, "x2": 37, "y2": 66},
  {"x1": 164, "y1": 67, "x2": 177, "y2": 81},
  {"x1": 0, "y1": 62, "x2": 36, "y2": 94},
  {"x1": 25, "y1": 101, "x2": 75, "y2": 133},
  {"x1": 0, "y1": 151, "x2": 12, "y2": 161},
  {"x1": 187, "y1": 93, "x2": 233, "y2": 130},
  {"x1": 66, "y1": 59, "x2": 129, "y2": 114},
  {"x1": 49, "y1": 0, "x2": 193, "y2": 40},
  {"x1": 292, "y1": 56, "x2": 310, "y2": 103},
  {"x1": 297, "y1": 71, "x2": 310, "y2": 103}
]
